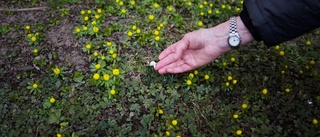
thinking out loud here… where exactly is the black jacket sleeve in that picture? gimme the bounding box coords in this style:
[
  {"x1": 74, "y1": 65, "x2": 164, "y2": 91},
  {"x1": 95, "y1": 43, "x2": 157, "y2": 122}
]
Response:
[{"x1": 240, "y1": 0, "x2": 320, "y2": 46}]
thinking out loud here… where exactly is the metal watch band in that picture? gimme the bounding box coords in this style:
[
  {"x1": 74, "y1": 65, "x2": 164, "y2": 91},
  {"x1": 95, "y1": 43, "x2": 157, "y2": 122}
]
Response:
[{"x1": 229, "y1": 17, "x2": 238, "y2": 34}]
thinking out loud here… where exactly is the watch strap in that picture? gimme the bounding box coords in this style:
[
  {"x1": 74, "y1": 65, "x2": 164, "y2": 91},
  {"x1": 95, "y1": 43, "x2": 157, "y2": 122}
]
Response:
[{"x1": 229, "y1": 17, "x2": 238, "y2": 34}]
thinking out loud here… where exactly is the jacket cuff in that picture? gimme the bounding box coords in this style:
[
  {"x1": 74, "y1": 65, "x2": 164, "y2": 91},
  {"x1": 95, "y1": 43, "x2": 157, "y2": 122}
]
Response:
[{"x1": 240, "y1": 6, "x2": 262, "y2": 41}]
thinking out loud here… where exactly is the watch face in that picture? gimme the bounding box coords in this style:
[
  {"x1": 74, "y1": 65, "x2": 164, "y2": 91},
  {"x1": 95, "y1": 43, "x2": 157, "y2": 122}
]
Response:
[{"x1": 228, "y1": 36, "x2": 241, "y2": 47}]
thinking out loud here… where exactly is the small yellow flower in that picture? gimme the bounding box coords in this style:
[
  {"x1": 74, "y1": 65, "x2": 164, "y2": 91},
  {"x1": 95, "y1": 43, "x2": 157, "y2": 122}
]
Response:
[
  {"x1": 25, "y1": 25, "x2": 30, "y2": 30},
  {"x1": 84, "y1": 16, "x2": 89, "y2": 21},
  {"x1": 119, "y1": 1, "x2": 124, "y2": 6},
  {"x1": 236, "y1": 130, "x2": 242, "y2": 135},
  {"x1": 199, "y1": 4, "x2": 203, "y2": 9},
  {"x1": 127, "y1": 31, "x2": 133, "y2": 37},
  {"x1": 112, "y1": 69, "x2": 120, "y2": 76},
  {"x1": 285, "y1": 88, "x2": 290, "y2": 93},
  {"x1": 158, "y1": 109, "x2": 164, "y2": 114},
  {"x1": 204, "y1": 74, "x2": 209, "y2": 80},
  {"x1": 262, "y1": 88, "x2": 268, "y2": 95},
  {"x1": 236, "y1": 8, "x2": 241, "y2": 12},
  {"x1": 95, "y1": 15, "x2": 100, "y2": 19},
  {"x1": 210, "y1": 3, "x2": 213, "y2": 7},
  {"x1": 194, "y1": 70, "x2": 198, "y2": 75},
  {"x1": 93, "y1": 51, "x2": 99, "y2": 57},
  {"x1": 83, "y1": 26, "x2": 88, "y2": 31},
  {"x1": 226, "y1": 82, "x2": 230, "y2": 87},
  {"x1": 306, "y1": 41, "x2": 311, "y2": 46},
  {"x1": 200, "y1": 12, "x2": 204, "y2": 16},
  {"x1": 153, "y1": 3, "x2": 159, "y2": 8},
  {"x1": 31, "y1": 36, "x2": 37, "y2": 42},
  {"x1": 223, "y1": 62, "x2": 227, "y2": 66},
  {"x1": 279, "y1": 51, "x2": 285, "y2": 56},
  {"x1": 167, "y1": 6, "x2": 173, "y2": 12},
  {"x1": 33, "y1": 49, "x2": 38, "y2": 54},
  {"x1": 130, "y1": 0, "x2": 135, "y2": 5},
  {"x1": 310, "y1": 60, "x2": 315, "y2": 65},
  {"x1": 97, "y1": 8, "x2": 102, "y2": 13},
  {"x1": 112, "y1": 53, "x2": 117, "y2": 59},
  {"x1": 107, "y1": 42, "x2": 112, "y2": 46},
  {"x1": 87, "y1": 9, "x2": 91, "y2": 14},
  {"x1": 188, "y1": 2, "x2": 192, "y2": 6},
  {"x1": 110, "y1": 89, "x2": 116, "y2": 95},
  {"x1": 103, "y1": 74, "x2": 110, "y2": 81},
  {"x1": 230, "y1": 57, "x2": 236, "y2": 62},
  {"x1": 154, "y1": 30, "x2": 159, "y2": 35},
  {"x1": 121, "y1": 9, "x2": 126, "y2": 14},
  {"x1": 155, "y1": 36, "x2": 160, "y2": 41},
  {"x1": 215, "y1": 10, "x2": 220, "y2": 14},
  {"x1": 166, "y1": 131, "x2": 170, "y2": 136},
  {"x1": 27, "y1": 33, "x2": 32, "y2": 37},
  {"x1": 101, "y1": 55, "x2": 105, "y2": 60},
  {"x1": 109, "y1": 50, "x2": 114, "y2": 54},
  {"x1": 149, "y1": 15, "x2": 154, "y2": 21},
  {"x1": 186, "y1": 80, "x2": 192, "y2": 85},
  {"x1": 93, "y1": 73, "x2": 100, "y2": 80},
  {"x1": 208, "y1": 10, "x2": 212, "y2": 14},
  {"x1": 275, "y1": 45, "x2": 280, "y2": 50},
  {"x1": 86, "y1": 44, "x2": 91, "y2": 49},
  {"x1": 233, "y1": 114, "x2": 239, "y2": 119},
  {"x1": 159, "y1": 23, "x2": 164, "y2": 27},
  {"x1": 203, "y1": 1, "x2": 208, "y2": 5},
  {"x1": 50, "y1": 97, "x2": 56, "y2": 104},
  {"x1": 232, "y1": 80, "x2": 237, "y2": 84},
  {"x1": 313, "y1": 118, "x2": 318, "y2": 125},
  {"x1": 80, "y1": 10, "x2": 85, "y2": 15},
  {"x1": 57, "y1": 133, "x2": 62, "y2": 137},
  {"x1": 93, "y1": 26, "x2": 99, "y2": 33},
  {"x1": 53, "y1": 68, "x2": 61, "y2": 75},
  {"x1": 227, "y1": 76, "x2": 233, "y2": 81},
  {"x1": 221, "y1": 4, "x2": 226, "y2": 9},
  {"x1": 136, "y1": 29, "x2": 141, "y2": 34},
  {"x1": 241, "y1": 103, "x2": 248, "y2": 109},
  {"x1": 172, "y1": 120, "x2": 178, "y2": 125},
  {"x1": 132, "y1": 25, "x2": 137, "y2": 30},
  {"x1": 197, "y1": 21, "x2": 203, "y2": 27},
  {"x1": 76, "y1": 28, "x2": 81, "y2": 33},
  {"x1": 33, "y1": 83, "x2": 38, "y2": 89},
  {"x1": 95, "y1": 64, "x2": 101, "y2": 69},
  {"x1": 281, "y1": 70, "x2": 285, "y2": 74},
  {"x1": 189, "y1": 73, "x2": 194, "y2": 78}
]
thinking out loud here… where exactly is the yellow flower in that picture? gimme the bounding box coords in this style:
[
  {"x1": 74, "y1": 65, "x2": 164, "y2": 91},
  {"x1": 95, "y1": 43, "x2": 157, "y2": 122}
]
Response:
[
  {"x1": 83, "y1": 26, "x2": 88, "y2": 31},
  {"x1": 119, "y1": 1, "x2": 124, "y2": 6},
  {"x1": 86, "y1": 44, "x2": 91, "y2": 49},
  {"x1": 233, "y1": 114, "x2": 239, "y2": 119},
  {"x1": 121, "y1": 9, "x2": 126, "y2": 14},
  {"x1": 33, "y1": 49, "x2": 38, "y2": 54},
  {"x1": 188, "y1": 2, "x2": 192, "y2": 6},
  {"x1": 310, "y1": 60, "x2": 315, "y2": 65},
  {"x1": 132, "y1": 25, "x2": 137, "y2": 30},
  {"x1": 25, "y1": 25, "x2": 30, "y2": 30},
  {"x1": 197, "y1": 21, "x2": 203, "y2": 27},
  {"x1": 93, "y1": 52, "x2": 99, "y2": 57},
  {"x1": 158, "y1": 109, "x2": 164, "y2": 114},
  {"x1": 204, "y1": 74, "x2": 209, "y2": 80},
  {"x1": 155, "y1": 36, "x2": 160, "y2": 41},
  {"x1": 215, "y1": 10, "x2": 220, "y2": 14},
  {"x1": 93, "y1": 73, "x2": 100, "y2": 80},
  {"x1": 236, "y1": 130, "x2": 242, "y2": 135},
  {"x1": 166, "y1": 131, "x2": 170, "y2": 136},
  {"x1": 101, "y1": 56, "x2": 106, "y2": 60},
  {"x1": 186, "y1": 80, "x2": 192, "y2": 85},
  {"x1": 95, "y1": 15, "x2": 100, "y2": 19},
  {"x1": 84, "y1": 16, "x2": 89, "y2": 21},
  {"x1": 116, "y1": 0, "x2": 120, "y2": 3},
  {"x1": 107, "y1": 42, "x2": 112, "y2": 46},
  {"x1": 241, "y1": 103, "x2": 248, "y2": 109},
  {"x1": 285, "y1": 88, "x2": 290, "y2": 93},
  {"x1": 127, "y1": 31, "x2": 133, "y2": 37},
  {"x1": 222, "y1": 62, "x2": 227, "y2": 66},
  {"x1": 87, "y1": 9, "x2": 91, "y2": 14},
  {"x1": 136, "y1": 29, "x2": 141, "y2": 34},
  {"x1": 232, "y1": 80, "x2": 237, "y2": 84},
  {"x1": 262, "y1": 88, "x2": 268, "y2": 94},
  {"x1": 160, "y1": 23, "x2": 164, "y2": 27},
  {"x1": 153, "y1": 3, "x2": 159, "y2": 8},
  {"x1": 221, "y1": 4, "x2": 226, "y2": 9},
  {"x1": 31, "y1": 36, "x2": 37, "y2": 42},
  {"x1": 103, "y1": 74, "x2": 110, "y2": 81},
  {"x1": 57, "y1": 133, "x2": 62, "y2": 137},
  {"x1": 149, "y1": 15, "x2": 154, "y2": 21},
  {"x1": 200, "y1": 12, "x2": 204, "y2": 16},
  {"x1": 50, "y1": 97, "x2": 56, "y2": 104},
  {"x1": 203, "y1": 1, "x2": 208, "y2": 5},
  {"x1": 109, "y1": 50, "x2": 114, "y2": 54},
  {"x1": 231, "y1": 57, "x2": 236, "y2": 62},
  {"x1": 154, "y1": 30, "x2": 159, "y2": 36},
  {"x1": 313, "y1": 119, "x2": 318, "y2": 125},
  {"x1": 194, "y1": 70, "x2": 198, "y2": 75},
  {"x1": 130, "y1": 0, "x2": 135, "y2": 5},
  {"x1": 53, "y1": 68, "x2": 61, "y2": 75},
  {"x1": 97, "y1": 8, "x2": 102, "y2": 13},
  {"x1": 80, "y1": 10, "x2": 85, "y2": 15},
  {"x1": 306, "y1": 41, "x2": 311, "y2": 46},
  {"x1": 236, "y1": 8, "x2": 241, "y2": 12},
  {"x1": 227, "y1": 76, "x2": 233, "y2": 81},
  {"x1": 226, "y1": 82, "x2": 230, "y2": 87},
  {"x1": 172, "y1": 120, "x2": 178, "y2": 125},
  {"x1": 189, "y1": 73, "x2": 194, "y2": 78},
  {"x1": 76, "y1": 28, "x2": 81, "y2": 33},
  {"x1": 275, "y1": 45, "x2": 280, "y2": 50},
  {"x1": 199, "y1": 4, "x2": 203, "y2": 9},
  {"x1": 112, "y1": 53, "x2": 117, "y2": 59},
  {"x1": 112, "y1": 69, "x2": 120, "y2": 76},
  {"x1": 208, "y1": 9, "x2": 212, "y2": 14},
  {"x1": 279, "y1": 51, "x2": 285, "y2": 56},
  {"x1": 95, "y1": 64, "x2": 101, "y2": 69},
  {"x1": 27, "y1": 33, "x2": 32, "y2": 37},
  {"x1": 110, "y1": 89, "x2": 116, "y2": 95},
  {"x1": 167, "y1": 6, "x2": 173, "y2": 12},
  {"x1": 210, "y1": 3, "x2": 213, "y2": 7},
  {"x1": 93, "y1": 26, "x2": 99, "y2": 33},
  {"x1": 33, "y1": 83, "x2": 38, "y2": 89}
]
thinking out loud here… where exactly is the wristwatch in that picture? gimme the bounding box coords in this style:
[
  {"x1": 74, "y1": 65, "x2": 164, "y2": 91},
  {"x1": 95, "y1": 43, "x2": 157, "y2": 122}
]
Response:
[{"x1": 228, "y1": 17, "x2": 241, "y2": 48}]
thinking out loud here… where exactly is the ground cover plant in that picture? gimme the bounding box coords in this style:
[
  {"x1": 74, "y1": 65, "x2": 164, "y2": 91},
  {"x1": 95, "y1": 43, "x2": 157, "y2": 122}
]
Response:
[{"x1": 0, "y1": 0, "x2": 319, "y2": 136}]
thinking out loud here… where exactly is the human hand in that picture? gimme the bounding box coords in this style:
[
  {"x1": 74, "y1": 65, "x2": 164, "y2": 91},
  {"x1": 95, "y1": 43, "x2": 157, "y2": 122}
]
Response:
[{"x1": 155, "y1": 27, "x2": 231, "y2": 74}]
